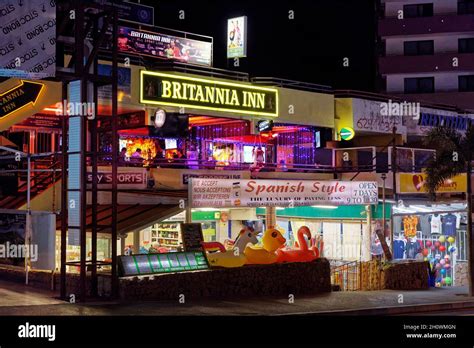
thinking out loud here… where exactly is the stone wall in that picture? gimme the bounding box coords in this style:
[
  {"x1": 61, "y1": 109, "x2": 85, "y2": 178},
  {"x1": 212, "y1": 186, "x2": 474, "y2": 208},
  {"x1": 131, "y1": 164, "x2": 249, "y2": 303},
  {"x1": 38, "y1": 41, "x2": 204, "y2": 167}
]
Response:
[
  {"x1": 455, "y1": 261, "x2": 468, "y2": 287},
  {"x1": 119, "y1": 258, "x2": 331, "y2": 301},
  {"x1": 360, "y1": 260, "x2": 429, "y2": 290}
]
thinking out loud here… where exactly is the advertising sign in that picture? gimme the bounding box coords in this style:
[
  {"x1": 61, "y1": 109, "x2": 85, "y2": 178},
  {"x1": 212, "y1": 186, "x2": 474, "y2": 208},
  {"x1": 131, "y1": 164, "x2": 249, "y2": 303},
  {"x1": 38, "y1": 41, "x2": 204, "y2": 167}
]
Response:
[
  {"x1": 140, "y1": 71, "x2": 278, "y2": 117},
  {"x1": 118, "y1": 26, "x2": 212, "y2": 66},
  {"x1": 190, "y1": 179, "x2": 378, "y2": 208},
  {"x1": 227, "y1": 16, "x2": 247, "y2": 58},
  {"x1": 93, "y1": 0, "x2": 154, "y2": 26},
  {"x1": 86, "y1": 168, "x2": 147, "y2": 189},
  {"x1": 180, "y1": 223, "x2": 205, "y2": 252},
  {"x1": 0, "y1": 0, "x2": 56, "y2": 78},
  {"x1": 0, "y1": 80, "x2": 44, "y2": 119},
  {"x1": 397, "y1": 173, "x2": 467, "y2": 194},
  {"x1": 118, "y1": 251, "x2": 209, "y2": 276},
  {"x1": 97, "y1": 64, "x2": 131, "y2": 104}
]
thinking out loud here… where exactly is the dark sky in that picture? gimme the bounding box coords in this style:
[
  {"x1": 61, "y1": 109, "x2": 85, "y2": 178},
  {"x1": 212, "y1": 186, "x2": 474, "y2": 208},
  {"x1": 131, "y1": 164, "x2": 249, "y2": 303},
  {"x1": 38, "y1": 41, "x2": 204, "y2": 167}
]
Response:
[{"x1": 142, "y1": 0, "x2": 377, "y2": 91}]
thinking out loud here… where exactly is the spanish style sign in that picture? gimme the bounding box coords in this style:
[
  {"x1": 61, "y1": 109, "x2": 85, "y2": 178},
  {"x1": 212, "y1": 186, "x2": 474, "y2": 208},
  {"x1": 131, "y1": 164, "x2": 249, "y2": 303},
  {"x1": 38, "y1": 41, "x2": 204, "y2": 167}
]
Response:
[
  {"x1": 140, "y1": 71, "x2": 278, "y2": 117},
  {"x1": 397, "y1": 173, "x2": 467, "y2": 194},
  {"x1": 190, "y1": 179, "x2": 378, "y2": 208},
  {"x1": 0, "y1": 80, "x2": 44, "y2": 119}
]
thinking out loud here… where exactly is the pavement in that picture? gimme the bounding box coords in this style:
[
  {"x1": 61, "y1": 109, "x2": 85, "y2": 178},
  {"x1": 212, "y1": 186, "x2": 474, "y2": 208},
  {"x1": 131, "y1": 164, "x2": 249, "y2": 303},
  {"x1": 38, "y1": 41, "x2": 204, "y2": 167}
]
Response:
[{"x1": 0, "y1": 280, "x2": 474, "y2": 315}]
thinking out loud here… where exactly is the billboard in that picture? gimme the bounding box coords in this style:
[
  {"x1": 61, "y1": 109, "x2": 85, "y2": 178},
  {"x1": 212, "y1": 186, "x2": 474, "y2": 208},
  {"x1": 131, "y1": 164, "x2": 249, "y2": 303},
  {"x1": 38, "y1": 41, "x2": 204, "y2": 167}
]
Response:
[
  {"x1": 0, "y1": 0, "x2": 56, "y2": 79},
  {"x1": 190, "y1": 179, "x2": 378, "y2": 208},
  {"x1": 227, "y1": 16, "x2": 247, "y2": 58},
  {"x1": 118, "y1": 26, "x2": 212, "y2": 66}
]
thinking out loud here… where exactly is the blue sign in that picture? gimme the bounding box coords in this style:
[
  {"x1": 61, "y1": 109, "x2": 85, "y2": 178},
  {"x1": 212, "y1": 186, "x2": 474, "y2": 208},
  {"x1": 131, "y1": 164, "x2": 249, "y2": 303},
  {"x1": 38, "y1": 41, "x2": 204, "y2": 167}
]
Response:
[{"x1": 418, "y1": 113, "x2": 473, "y2": 131}]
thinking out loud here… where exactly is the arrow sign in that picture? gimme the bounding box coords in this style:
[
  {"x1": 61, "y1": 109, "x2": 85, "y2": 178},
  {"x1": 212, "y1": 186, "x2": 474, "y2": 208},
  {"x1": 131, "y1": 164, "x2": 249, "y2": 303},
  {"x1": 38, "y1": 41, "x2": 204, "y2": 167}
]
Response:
[
  {"x1": 340, "y1": 127, "x2": 355, "y2": 141},
  {"x1": 0, "y1": 80, "x2": 44, "y2": 119}
]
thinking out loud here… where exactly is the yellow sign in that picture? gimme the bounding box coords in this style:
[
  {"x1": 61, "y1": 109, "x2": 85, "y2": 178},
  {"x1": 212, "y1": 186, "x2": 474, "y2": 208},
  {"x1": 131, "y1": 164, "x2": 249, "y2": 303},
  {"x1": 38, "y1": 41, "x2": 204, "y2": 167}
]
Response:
[
  {"x1": 140, "y1": 71, "x2": 278, "y2": 117},
  {"x1": 398, "y1": 173, "x2": 467, "y2": 194}
]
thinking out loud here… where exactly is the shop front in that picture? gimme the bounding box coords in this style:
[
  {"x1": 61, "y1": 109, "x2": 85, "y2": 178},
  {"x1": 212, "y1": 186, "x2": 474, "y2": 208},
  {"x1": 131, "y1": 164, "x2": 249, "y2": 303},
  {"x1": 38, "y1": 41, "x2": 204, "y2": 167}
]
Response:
[{"x1": 394, "y1": 172, "x2": 468, "y2": 287}]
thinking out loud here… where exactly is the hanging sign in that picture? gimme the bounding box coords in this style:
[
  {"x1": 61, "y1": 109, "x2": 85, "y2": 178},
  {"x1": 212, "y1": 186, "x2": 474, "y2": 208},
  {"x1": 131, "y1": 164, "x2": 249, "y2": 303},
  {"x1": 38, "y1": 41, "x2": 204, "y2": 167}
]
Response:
[
  {"x1": 397, "y1": 173, "x2": 467, "y2": 194},
  {"x1": 340, "y1": 127, "x2": 355, "y2": 141},
  {"x1": 140, "y1": 71, "x2": 278, "y2": 117},
  {"x1": 190, "y1": 179, "x2": 378, "y2": 208},
  {"x1": 0, "y1": 80, "x2": 44, "y2": 119}
]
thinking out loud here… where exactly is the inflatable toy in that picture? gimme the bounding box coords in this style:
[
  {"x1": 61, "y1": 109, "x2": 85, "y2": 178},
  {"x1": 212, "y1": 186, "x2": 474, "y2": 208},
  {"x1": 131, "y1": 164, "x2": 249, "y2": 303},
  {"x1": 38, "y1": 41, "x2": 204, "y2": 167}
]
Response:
[
  {"x1": 441, "y1": 278, "x2": 446, "y2": 285},
  {"x1": 439, "y1": 245, "x2": 446, "y2": 252},
  {"x1": 244, "y1": 228, "x2": 286, "y2": 264},
  {"x1": 422, "y1": 249, "x2": 429, "y2": 257},
  {"x1": 445, "y1": 277, "x2": 452, "y2": 285},
  {"x1": 205, "y1": 249, "x2": 247, "y2": 268},
  {"x1": 426, "y1": 240, "x2": 432, "y2": 247},
  {"x1": 430, "y1": 245, "x2": 436, "y2": 251},
  {"x1": 435, "y1": 263, "x2": 442, "y2": 270},
  {"x1": 277, "y1": 226, "x2": 319, "y2": 263},
  {"x1": 231, "y1": 227, "x2": 259, "y2": 253},
  {"x1": 447, "y1": 236, "x2": 455, "y2": 244},
  {"x1": 449, "y1": 246, "x2": 456, "y2": 253},
  {"x1": 438, "y1": 236, "x2": 446, "y2": 243},
  {"x1": 444, "y1": 263, "x2": 451, "y2": 270},
  {"x1": 440, "y1": 268, "x2": 446, "y2": 276},
  {"x1": 444, "y1": 255, "x2": 450, "y2": 261},
  {"x1": 440, "y1": 259, "x2": 446, "y2": 265},
  {"x1": 434, "y1": 241, "x2": 441, "y2": 247},
  {"x1": 424, "y1": 257, "x2": 429, "y2": 261}
]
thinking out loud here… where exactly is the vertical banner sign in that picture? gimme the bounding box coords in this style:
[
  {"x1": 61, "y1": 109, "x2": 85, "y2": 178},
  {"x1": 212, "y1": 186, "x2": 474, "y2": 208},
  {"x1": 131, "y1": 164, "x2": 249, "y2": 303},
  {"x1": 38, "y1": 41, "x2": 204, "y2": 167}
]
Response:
[
  {"x1": 0, "y1": 0, "x2": 56, "y2": 79},
  {"x1": 227, "y1": 16, "x2": 247, "y2": 58}
]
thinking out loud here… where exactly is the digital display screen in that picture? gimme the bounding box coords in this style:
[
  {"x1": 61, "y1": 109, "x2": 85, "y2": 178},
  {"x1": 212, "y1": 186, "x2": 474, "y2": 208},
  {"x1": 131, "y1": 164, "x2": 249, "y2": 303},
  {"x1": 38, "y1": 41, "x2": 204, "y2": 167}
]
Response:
[
  {"x1": 243, "y1": 145, "x2": 265, "y2": 163},
  {"x1": 165, "y1": 138, "x2": 177, "y2": 149}
]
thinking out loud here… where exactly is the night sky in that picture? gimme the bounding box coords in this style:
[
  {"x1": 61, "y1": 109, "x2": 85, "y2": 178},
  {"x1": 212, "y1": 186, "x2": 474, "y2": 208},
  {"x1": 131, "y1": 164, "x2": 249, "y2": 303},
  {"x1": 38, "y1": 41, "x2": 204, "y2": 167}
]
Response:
[{"x1": 142, "y1": 0, "x2": 378, "y2": 91}]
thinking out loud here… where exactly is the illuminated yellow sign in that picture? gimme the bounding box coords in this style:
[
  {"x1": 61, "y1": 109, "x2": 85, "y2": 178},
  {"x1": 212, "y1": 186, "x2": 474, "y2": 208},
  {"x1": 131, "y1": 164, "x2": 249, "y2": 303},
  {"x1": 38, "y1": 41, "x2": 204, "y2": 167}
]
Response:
[
  {"x1": 398, "y1": 173, "x2": 467, "y2": 194},
  {"x1": 140, "y1": 71, "x2": 278, "y2": 117},
  {"x1": 0, "y1": 80, "x2": 45, "y2": 119}
]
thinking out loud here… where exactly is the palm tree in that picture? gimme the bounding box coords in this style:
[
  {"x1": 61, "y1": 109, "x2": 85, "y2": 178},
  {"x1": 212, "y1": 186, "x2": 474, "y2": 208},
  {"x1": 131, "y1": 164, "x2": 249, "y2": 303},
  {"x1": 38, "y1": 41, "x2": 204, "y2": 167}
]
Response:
[{"x1": 424, "y1": 126, "x2": 474, "y2": 296}]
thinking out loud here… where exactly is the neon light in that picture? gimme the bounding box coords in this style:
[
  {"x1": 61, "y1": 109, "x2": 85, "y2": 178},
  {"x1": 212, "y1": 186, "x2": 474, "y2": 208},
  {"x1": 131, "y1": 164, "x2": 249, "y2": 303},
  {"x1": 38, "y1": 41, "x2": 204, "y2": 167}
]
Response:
[{"x1": 140, "y1": 70, "x2": 279, "y2": 117}]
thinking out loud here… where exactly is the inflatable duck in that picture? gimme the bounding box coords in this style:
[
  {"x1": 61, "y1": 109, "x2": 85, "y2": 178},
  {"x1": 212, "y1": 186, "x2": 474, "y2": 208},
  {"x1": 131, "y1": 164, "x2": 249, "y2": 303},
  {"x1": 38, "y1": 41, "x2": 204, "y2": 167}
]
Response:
[
  {"x1": 277, "y1": 226, "x2": 320, "y2": 263},
  {"x1": 244, "y1": 228, "x2": 286, "y2": 264}
]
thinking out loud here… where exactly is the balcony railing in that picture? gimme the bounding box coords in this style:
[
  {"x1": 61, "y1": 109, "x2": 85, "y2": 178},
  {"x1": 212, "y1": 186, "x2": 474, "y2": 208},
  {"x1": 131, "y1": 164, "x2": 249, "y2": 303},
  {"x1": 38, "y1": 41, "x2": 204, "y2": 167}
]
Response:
[
  {"x1": 379, "y1": 52, "x2": 474, "y2": 75},
  {"x1": 379, "y1": 13, "x2": 474, "y2": 36}
]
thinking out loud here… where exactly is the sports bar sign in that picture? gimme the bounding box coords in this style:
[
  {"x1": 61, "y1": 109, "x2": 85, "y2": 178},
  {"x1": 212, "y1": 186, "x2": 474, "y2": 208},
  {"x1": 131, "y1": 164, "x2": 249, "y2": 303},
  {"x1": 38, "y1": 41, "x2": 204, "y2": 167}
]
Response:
[
  {"x1": 140, "y1": 71, "x2": 278, "y2": 117},
  {"x1": 190, "y1": 179, "x2": 378, "y2": 208}
]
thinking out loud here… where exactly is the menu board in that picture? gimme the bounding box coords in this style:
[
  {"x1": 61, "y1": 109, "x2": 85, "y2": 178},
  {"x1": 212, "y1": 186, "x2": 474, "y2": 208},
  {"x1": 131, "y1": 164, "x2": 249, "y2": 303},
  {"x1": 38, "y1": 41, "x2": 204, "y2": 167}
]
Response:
[
  {"x1": 118, "y1": 251, "x2": 209, "y2": 277},
  {"x1": 180, "y1": 223, "x2": 205, "y2": 252}
]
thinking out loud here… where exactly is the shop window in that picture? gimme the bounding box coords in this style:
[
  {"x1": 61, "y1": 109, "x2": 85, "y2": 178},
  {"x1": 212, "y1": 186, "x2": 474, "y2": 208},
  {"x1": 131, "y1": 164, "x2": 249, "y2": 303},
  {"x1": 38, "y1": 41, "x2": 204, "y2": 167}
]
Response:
[
  {"x1": 459, "y1": 38, "x2": 474, "y2": 53},
  {"x1": 404, "y1": 40, "x2": 434, "y2": 56},
  {"x1": 404, "y1": 77, "x2": 434, "y2": 94},
  {"x1": 458, "y1": 0, "x2": 474, "y2": 14},
  {"x1": 403, "y1": 3, "x2": 433, "y2": 17},
  {"x1": 459, "y1": 75, "x2": 474, "y2": 92}
]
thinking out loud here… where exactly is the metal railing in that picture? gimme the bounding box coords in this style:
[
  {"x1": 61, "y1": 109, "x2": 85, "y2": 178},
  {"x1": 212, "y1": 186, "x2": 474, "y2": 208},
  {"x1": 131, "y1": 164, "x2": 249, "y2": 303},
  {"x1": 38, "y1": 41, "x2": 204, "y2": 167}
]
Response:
[
  {"x1": 251, "y1": 77, "x2": 333, "y2": 93},
  {"x1": 330, "y1": 260, "x2": 361, "y2": 291}
]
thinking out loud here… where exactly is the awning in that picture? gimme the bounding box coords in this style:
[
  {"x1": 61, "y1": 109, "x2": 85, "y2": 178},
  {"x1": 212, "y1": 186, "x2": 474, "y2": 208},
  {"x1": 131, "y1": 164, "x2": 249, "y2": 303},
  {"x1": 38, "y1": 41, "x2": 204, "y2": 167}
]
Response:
[{"x1": 57, "y1": 204, "x2": 184, "y2": 234}]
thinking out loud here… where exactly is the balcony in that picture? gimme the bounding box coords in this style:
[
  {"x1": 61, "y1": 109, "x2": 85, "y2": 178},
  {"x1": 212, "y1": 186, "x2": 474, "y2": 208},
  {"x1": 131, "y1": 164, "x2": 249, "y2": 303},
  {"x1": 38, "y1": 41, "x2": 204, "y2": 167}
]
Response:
[
  {"x1": 379, "y1": 13, "x2": 474, "y2": 37},
  {"x1": 379, "y1": 52, "x2": 474, "y2": 74}
]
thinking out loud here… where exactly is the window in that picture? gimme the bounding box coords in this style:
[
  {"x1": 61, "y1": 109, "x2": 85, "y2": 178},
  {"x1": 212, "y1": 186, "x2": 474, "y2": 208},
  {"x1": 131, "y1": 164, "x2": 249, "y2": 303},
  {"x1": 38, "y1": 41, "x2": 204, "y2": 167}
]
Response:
[
  {"x1": 403, "y1": 3, "x2": 433, "y2": 17},
  {"x1": 404, "y1": 77, "x2": 435, "y2": 93},
  {"x1": 459, "y1": 38, "x2": 474, "y2": 53},
  {"x1": 404, "y1": 40, "x2": 434, "y2": 55},
  {"x1": 458, "y1": 0, "x2": 474, "y2": 14},
  {"x1": 459, "y1": 75, "x2": 474, "y2": 91}
]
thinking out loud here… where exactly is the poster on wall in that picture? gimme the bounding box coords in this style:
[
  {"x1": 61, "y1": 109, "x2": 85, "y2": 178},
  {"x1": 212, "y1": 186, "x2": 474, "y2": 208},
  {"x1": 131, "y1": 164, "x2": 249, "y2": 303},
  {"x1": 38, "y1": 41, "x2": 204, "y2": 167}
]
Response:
[
  {"x1": 117, "y1": 26, "x2": 212, "y2": 66},
  {"x1": 190, "y1": 179, "x2": 378, "y2": 208},
  {"x1": 97, "y1": 64, "x2": 131, "y2": 104},
  {"x1": 227, "y1": 16, "x2": 247, "y2": 58},
  {"x1": 0, "y1": 0, "x2": 56, "y2": 79}
]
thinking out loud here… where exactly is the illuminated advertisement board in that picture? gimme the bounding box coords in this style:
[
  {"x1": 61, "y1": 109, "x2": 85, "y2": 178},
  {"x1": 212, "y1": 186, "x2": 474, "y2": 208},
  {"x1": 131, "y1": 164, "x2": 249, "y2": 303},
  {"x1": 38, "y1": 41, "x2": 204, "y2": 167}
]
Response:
[
  {"x1": 140, "y1": 71, "x2": 278, "y2": 117},
  {"x1": 227, "y1": 16, "x2": 247, "y2": 58}
]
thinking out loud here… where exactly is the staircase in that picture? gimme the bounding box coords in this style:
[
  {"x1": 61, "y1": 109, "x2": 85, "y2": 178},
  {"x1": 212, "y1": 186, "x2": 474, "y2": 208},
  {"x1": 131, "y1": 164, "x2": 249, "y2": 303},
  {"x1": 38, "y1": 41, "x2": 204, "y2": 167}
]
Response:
[{"x1": 0, "y1": 155, "x2": 62, "y2": 209}]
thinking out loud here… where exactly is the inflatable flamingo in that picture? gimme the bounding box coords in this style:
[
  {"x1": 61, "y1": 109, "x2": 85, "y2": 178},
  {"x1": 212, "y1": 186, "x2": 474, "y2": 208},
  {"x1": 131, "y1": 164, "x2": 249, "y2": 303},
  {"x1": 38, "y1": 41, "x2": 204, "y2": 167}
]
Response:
[{"x1": 277, "y1": 226, "x2": 320, "y2": 263}]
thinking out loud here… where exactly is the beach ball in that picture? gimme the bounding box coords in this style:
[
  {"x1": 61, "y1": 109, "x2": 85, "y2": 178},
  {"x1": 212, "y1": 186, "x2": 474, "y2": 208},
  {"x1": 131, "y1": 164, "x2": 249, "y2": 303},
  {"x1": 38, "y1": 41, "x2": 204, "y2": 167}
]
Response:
[
  {"x1": 435, "y1": 263, "x2": 442, "y2": 270},
  {"x1": 426, "y1": 240, "x2": 432, "y2": 247},
  {"x1": 435, "y1": 282, "x2": 441, "y2": 287},
  {"x1": 424, "y1": 257, "x2": 429, "y2": 261},
  {"x1": 449, "y1": 246, "x2": 457, "y2": 253},
  {"x1": 441, "y1": 278, "x2": 446, "y2": 285},
  {"x1": 441, "y1": 268, "x2": 447, "y2": 276},
  {"x1": 422, "y1": 249, "x2": 429, "y2": 256},
  {"x1": 447, "y1": 236, "x2": 455, "y2": 244},
  {"x1": 445, "y1": 277, "x2": 452, "y2": 286},
  {"x1": 439, "y1": 236, "x2": 446, "y2": 243},
  {"x1": 440, "y1": 259, "x2": 446, "y2": 265},
  {"x1": 435, "y1": 241, "x2": 441, "y2": 248},
  {"x1": 439, "y1": 245, "x2": 446, "y2": 252},
  {"x1": 430, "y1": 245, "x2": 436, "y2": 251},
  {"x1": 444, "y1": 264, "x2": 451, "y2": 270}
]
